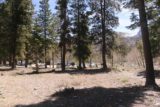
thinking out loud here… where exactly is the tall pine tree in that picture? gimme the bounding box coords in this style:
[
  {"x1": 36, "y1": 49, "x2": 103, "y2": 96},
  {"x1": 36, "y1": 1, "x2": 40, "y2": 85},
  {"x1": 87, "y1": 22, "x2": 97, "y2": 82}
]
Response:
[
  {"x1": 123, "y1": 0, "x2": 159, "y2": 88},
  {"x1": 4, "y1": 0, "x2": 33, "y2": 69},
  {"x1": 138, "y1": 0, "x2": 158, "y2": 88},
  {"x1": 38, "y1": 0, "x2": 52, "y2": 68},
  {"x1": 29, "y1": 15, "x2": 44, "y2": 73},
  {"x1": 89, "y1": 0, "x2": 120, "y2": 70},
  {"x1": 70, "y1": 0, "x2": 91, "y2": 69},
  {"x1": 56, "y1": 0, "x2": 69, "y2": 71}
]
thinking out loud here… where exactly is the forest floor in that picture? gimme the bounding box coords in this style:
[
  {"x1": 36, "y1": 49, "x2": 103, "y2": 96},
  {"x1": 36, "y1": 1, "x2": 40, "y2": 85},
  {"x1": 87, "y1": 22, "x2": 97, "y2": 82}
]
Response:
[{"x1": 0, "y1": 66, "x2": 160, "y2": 107}]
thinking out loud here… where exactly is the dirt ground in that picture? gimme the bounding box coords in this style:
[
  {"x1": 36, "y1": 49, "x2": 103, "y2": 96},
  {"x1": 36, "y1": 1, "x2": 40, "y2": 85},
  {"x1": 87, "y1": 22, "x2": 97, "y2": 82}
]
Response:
[{"x1": 0, "y1": 66, "x2": 160, "y2": 107}]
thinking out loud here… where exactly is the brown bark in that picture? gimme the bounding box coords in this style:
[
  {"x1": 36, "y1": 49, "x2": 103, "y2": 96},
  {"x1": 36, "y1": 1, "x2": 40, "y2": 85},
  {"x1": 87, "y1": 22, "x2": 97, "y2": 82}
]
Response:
[
  {"x1": 77, "y1": 0, "x2": 82, "y2": 70},
  {"x1": 44, "y1": 29, "x2": 47, "y2": 69},
  {"x1": 11, "y1": 46, "x2": 16, "y2": 69},
  {"x1": 78, "y1": 57, "x2": 82, "y2": 70},
  {"x1": 60, "y1": 0, "x2": 68, "y2": 71},
  {"x1": 25, "y1": 58, "x2": 28, "y2": 68},
  {"x1": 61, "y1": 45, "x2": 66, "y2": 71},
  {"x1": 11, "y1": 2, "x2": 17, "y2": 70},
  {"x1": 100, "y1": 0, "x2": 107, "y2": 70},
  {"x1": 52, "y1": 51, "x2": 55, "y2": 69},
  {"x1": 138, "y1": 0, "x2": 158, "y2": 88},
  {"x1": 82, "y1": 60, "x2": 86, "y2": 69}
]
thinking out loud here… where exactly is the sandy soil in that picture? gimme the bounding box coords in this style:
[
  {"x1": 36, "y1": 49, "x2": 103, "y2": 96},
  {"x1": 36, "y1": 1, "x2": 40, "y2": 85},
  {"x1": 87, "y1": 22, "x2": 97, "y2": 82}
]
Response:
[{"x1": 0, "y1": 66, "x2": 160, "y2": 107}]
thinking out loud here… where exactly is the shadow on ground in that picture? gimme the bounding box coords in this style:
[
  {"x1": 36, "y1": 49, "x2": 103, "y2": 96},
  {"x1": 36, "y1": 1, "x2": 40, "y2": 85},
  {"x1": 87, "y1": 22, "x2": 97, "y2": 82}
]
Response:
[
  {"x1": 17, "y1": 69, "x2": 110, "y2": 75},
  {"x1": 0, "y1": 68, "x2": 12, "y2": 72},
  {"x1": 23, "y1": 70, "x2": 55, "y2": 75},
  {"x1": 53, "y1": 69, "x2": 110, "y2": 75},
  {"x1": 137, "y1": 70, "x2": 160, "y2": 79},
  {"x1": 15, "y1": 86, "x2": 146, "y2": 107}
]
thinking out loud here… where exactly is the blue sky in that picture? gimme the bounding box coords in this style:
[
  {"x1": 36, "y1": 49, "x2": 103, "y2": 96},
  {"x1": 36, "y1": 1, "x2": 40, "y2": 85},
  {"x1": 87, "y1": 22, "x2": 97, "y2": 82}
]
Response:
[
  {"x1": 116, "y1": 8, "x2": 139, "y2": 37},
  {"x1": 33, "y1": 0, "x2": 139, "y2": 37}
]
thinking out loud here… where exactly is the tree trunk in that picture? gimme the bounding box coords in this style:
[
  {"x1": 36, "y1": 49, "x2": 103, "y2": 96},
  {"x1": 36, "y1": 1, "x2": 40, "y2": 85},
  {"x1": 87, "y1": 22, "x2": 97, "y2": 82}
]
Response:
[
  {"x1": 101, "y1": 0, "x2": 107, "y2": 70},
  {"x1": 35, "y1": 59, "x2": 39, "y2": 73},
  {"x1": 11, "y1": 31, "x2": 17, "y2": 69},
  {"x1": 11, "y1": 52, "x2": 16, "y2": 69},
  {"x1": 20, "y1": 60, "x2": 23, "y2": 66},
  {"x1": 111, "y1": 52, "x2": 114, "y2": 68},
  {"x1": 76, "y1": 0, "x2": 82, "y2": 70},
  {"x1": 9, "y1": 55, "x2": 12, "y2": 66},
  {"x1": 60, "y1": 0, "x2": 68, "y2": 72},
  {"x1": 79, "y1": 58, "x2": 82, "y2": 70},
  {"x1": 25, "y1": 58, "x2": 28, "y2": 68},
  {"x1": 11, "y1": 2, "x2": 17, "y2": 70},
  {"x1": 3, "y1": 60, "x2": 6, "y2": 66},
  {"x1": 52, "y1": 51, "x2": 55, "y2": 69},
  {"x1": 62, "y1": 45, "x2": 66, "y2": 71},
  {"x1": 44, "y1": 46, "x2": 47, "y2": 68},
  {"x1": 82, "y1": 60, "x2": 86, "y2": 69},
  {"x1": 138, "y1": 0, "x2": 158, "y2": 88},
  {"x1": 0, "y1": 60, "x2": 2, "y2": 65},
  {"x1": 35, "y1": 53, "x2": 39, "y2": 73}
]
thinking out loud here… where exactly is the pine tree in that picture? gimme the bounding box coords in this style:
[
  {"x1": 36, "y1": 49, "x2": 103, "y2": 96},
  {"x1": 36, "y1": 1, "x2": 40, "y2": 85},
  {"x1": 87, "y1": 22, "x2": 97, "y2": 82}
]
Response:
[
  {"x1": 89, "y1": 0, "x2": 120, "y2": 70},
  {"x1": 0, "y1": 1, "x2": 6, "y2": 64},
  {"x1": 70, "y1": 0, "x2": 91, "y2": 69},
  {"x1": 49, "y1": 14, "x2": 60, "y2": 69},
  {"x1": 29, "y1": 16, "x2": 44, "y2": 73},
  {"x1": 38, "y1": 0, "x2": 52, "y2": 68},
  {"x1": 138, "y1": 0, "x2": 158, "y2": 88},
  {"x1": 123, "y1": 0, "x2": 159, "y2": 88},
  {"x1": 0, "y1": 1, "x2": 13, "y2": 66},
  {"x1": 3, "y1": 0, "x2": 33, "y2": 69},
  {"x1": 147, "y1": 1, "x2": 160, "y2": 58},
  {"x1": 56, "y1": 0, "x2": 69, "y2": 71}
]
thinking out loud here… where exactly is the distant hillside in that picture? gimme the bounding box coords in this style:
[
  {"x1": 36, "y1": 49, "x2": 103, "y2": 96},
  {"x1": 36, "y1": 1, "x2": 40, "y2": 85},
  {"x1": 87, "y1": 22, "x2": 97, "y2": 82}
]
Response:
[{"x1": 117, "y1": 31, "x2": 141, "y2": 47}]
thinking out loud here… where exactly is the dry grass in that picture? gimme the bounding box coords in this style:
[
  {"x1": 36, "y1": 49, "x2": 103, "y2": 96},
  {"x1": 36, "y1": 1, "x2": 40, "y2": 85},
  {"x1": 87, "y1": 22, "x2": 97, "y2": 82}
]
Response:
[{"x1": 0, "y1": 66, "x2": 160, "y2": 107}]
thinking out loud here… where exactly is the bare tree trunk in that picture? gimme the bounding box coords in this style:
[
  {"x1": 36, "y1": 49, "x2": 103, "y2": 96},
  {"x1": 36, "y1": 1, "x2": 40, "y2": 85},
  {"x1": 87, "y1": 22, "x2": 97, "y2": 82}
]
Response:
[{"x1": 138, "y1": 0, "x2": 158, "y2": 88}]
